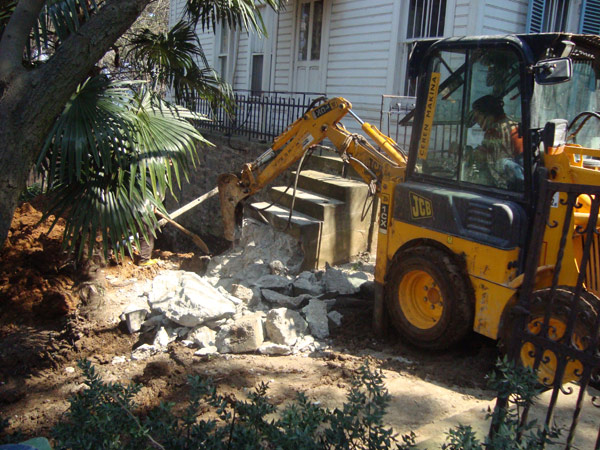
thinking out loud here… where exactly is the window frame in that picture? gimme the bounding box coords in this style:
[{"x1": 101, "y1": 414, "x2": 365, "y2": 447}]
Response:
[
  {"x1": 296, "y1": 0, "x2": 324, "y2": 63},
  {"x1": 407, "y1": 40, "x2": 532, "y2": 203},
  {"x1": 527, "y1": 0, "x2": 571, "y2": 33},
  {"x1": 216, "y1": 24, "x2": 235, "y2": 84},
  {"x1": 400, "y1": 0, "x2": 451, "y2": 96}
]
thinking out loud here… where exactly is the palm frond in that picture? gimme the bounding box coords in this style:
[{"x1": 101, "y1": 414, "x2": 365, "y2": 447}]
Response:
[
  {"x1": 0, "y1": 1, "x2": 18, "y2": 38},
  {"x1": 38, "y1": 76, "x2": 209, "y2": 260},
  {"x1": 27, "y1": 0, "x2": 99, "y2": 61},
  {"x1": 125, "y1": 20, "x2": 234, "y2": 108},
  {"x1": 185, "y1": 0, "x2": 284, "y2": 33}
]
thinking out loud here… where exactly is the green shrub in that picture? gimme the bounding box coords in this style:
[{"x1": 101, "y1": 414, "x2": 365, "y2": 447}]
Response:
[
  {"x1": 1, "y1": 358, "x2": 564, "y2": 450},
  {"x1": 47, "y1": 359, "x2": 414, "y2": 450}
]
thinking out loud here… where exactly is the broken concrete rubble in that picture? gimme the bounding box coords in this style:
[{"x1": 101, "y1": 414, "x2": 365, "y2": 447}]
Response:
[
  {"x1": 265, "y1": 308, "x2": 308, "y2": 346},
  {"x1": 205, "y1": 219, "x2": 304, "y2": 287},
  {"x1": 292, "y1": 273, "x2": 324, "y2": 297},
  {"x1": 261, "y1": 289, "x2": 310, "y2": 309},
  {"x1": 327, "y1": 310, "x2": 344, "y2": 328},
  {"x1": 118, "y1": 220, "x2": 373, "y2": 360},
  {"x1": 258, "y1": 342, "x2": 292, "y2": 355},
  {"x1": 121, "y1": 307, "x2": 148, "y2": 334},
  {"x1": 302, "y1": 299, "x2": 330, "y2": 339},
  {"x1": 215, "y1": 312, "x2": 264, "y2": 353},
  {"x1": 149, "y1": 270, "x2": 236, "y2": 327},
  {"x1": 323, "y1": 263, "x2": 366, "y2": 296},
  {"x1": 187, "y1": 325, "x2": 217, "y2": 348},
  {"x1": 253, "y1": 274, "x2": 292, "y2": 293}
]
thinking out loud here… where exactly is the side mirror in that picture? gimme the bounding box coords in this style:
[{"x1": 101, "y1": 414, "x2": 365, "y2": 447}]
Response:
[{"x1": 533, "y1": 57, "x2": 572, "y2": 85}]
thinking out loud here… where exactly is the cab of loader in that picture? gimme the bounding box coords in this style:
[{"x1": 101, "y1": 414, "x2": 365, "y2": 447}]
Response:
[
  {"x1": 384, "y1": 34, "x2": 600, "y2": 382},
  {"x1": 404, "y1": 34, "x2": 600, "y2": 244}
]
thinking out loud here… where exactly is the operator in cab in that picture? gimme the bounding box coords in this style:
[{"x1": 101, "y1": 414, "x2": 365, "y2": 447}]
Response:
[{"x1": 467, "y1": 95, "x2": 524, "y2": 190}]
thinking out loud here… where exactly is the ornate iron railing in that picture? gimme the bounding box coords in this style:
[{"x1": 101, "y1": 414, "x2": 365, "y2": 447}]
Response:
[
  {"x1": 492, "y1": 175, "x2": 600, "y2": 449},
  {"x1": 187, "y1": 90, "x2": 325, "y2": 142}
]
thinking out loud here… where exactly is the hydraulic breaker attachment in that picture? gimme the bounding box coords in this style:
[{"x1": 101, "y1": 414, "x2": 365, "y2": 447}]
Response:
[{"x1": 217, "y1": 173, "x2": 249, "y2": 241}]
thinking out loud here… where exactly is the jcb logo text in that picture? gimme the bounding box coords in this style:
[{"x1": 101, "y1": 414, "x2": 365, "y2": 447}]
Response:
[{"x1": 409, "y1": 192, "x2": 433, "y2": 219}]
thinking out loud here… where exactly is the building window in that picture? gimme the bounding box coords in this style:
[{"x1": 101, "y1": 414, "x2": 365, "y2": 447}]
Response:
[
  {"x1": 251, "y1": 54, "x2": 264, "y2": 95},
  {"x1": 527, "y1": 0, "x2": 570, "y2": 33},
  {"x1": 403, "y1": 0, "x2": 447, "y2": 96},
  {"x1": 297, "y1": 0, "x2": 323, "y2": 61},
  {"x1": 218, "y1": 25, "x2": 232, "y2": 82},
  {"x1": 580, "y1": 0, "x2": 600, "y2": 34},
  {"x1": 407, "y1": 0, "x2": 446, "y2": 39}
]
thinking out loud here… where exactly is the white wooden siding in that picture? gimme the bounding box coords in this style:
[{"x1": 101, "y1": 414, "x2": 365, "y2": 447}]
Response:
[
  {"x1": 233, "y1": 32, "x2": 250, "y2": 90},
  {"x1": 482, "y1": 0, "x2": 528, "y2": 34},
  {"x1": 196, "y1": 27, "x2": 215, "y2": 69},
  {"x1": 169, "y1": 0, "x2": 186, "y2": 27},
  {"x1": 325, "y1": 0, "x2": 396, "y2": 128},
  {"x1": 273, "y1": 6, "x2": 294, "y2": 91},
  {"x1": 453, "y1": 0, "x2": 472, "y2": 36}
]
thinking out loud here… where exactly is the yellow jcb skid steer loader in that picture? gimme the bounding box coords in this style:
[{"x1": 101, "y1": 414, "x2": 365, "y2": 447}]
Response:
[{"x1": 218, "y1": 33, "x2": 600, "y2": 385}]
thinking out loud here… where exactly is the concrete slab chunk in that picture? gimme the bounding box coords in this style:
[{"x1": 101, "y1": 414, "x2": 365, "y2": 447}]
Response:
[
  {"x1": 328, "y1": 310, "x2": 343, "y2": 327},
  {"x1": 323, "y1": 264, "x2": 360, "y2": 296},
  {"x1": 302, "y1": 299, "x2": 329, "y2": 339},
  {"x1": 215, "y1": 313, "x2": 265, "y2": 354},
  {"x1": 292, "y1": 275, "x2": 324, "y2": 297},
  {"x1": 265, "y1": 308, "x2": 308, "y2": 346},
  {"x1": 259, "y1": 343, "x2": 292, "y2": 355},
  {"x1": 148, "y1": 270, "x2": 236, "y2": 327},
  {"x1": 187, "y1": 326, "x2": 217, "y2": 348},
  {"x1": 253, "y1": 274, "x2": 292, "y2": 293},
  {"x1": 261, "y1": 289, "x2": 310, "y2": 309}
]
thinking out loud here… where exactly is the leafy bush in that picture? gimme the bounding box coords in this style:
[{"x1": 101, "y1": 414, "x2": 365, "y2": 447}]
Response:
[
  {"x1": 48, "y1": 360, "x2": 415, "y2": 450},
  {"x1": 1, "y1": 358, "x2": 563, "y2": 450},
  {"x1": 483, "y1": 356, "x2": 561, "y2": 450}
]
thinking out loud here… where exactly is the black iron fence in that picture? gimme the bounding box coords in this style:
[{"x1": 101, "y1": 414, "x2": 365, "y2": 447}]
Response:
[
  {"x1": 187, "y1": 90, "x2": 325, "y2": 142},
  {"x1": 493, "y1": 176, "x2": 600, "y2": 449},
  {"x1": 379, "y1": 94, "x2": 416, "y2": 149}
]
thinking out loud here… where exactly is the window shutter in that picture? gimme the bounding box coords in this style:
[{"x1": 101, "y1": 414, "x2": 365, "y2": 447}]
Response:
[
  {"x1": 527, "y1": 0, "x2": 546, "y2": 33},
  {"x1": 580, "y1": 0, "x2": 600, "y2": 34}
]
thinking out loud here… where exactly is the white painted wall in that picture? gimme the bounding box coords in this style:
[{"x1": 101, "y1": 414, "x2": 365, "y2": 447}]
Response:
[
  {"x1": 482, "y1": 0, "x2": 529, "y2": 35},
  {"x1": 273, "y1": 4, "x2": 295, "y2": 91},
  {"x1": 168, "y1": 0, "x2": 185, "y2": 27},
  {"x1": 324, "y1": 0, "x2": 397, "y2": 128}
]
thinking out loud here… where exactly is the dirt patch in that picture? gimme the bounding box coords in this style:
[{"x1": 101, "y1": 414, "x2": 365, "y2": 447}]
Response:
[{"x1": 0, "y1": 199, "x2": 499, "y2": 444}]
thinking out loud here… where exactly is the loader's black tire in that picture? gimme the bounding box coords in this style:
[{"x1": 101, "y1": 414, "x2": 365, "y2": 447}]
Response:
[
  {"x1": 501, "y1": 287, "x2": 599, "y2": 386},
  {"x1": 384, "y1": 246, "x2": 474, "y2": 350}
]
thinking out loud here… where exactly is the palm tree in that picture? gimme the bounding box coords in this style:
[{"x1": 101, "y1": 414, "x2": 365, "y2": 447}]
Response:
[
  {"x1": 0, "y1": 0, "x2": 282, "y2": 259},
  {"x1": 38, "y1": 76, "x2": 209, "y2": 259},
  {"x1": 0, "y1": 0, "x2": 283, "y2": 254}
]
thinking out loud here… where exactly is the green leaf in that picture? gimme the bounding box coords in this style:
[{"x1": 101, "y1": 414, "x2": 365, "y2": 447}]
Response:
[{"x1": 38, "y1": 76, "x2": 204, "y2": 261}]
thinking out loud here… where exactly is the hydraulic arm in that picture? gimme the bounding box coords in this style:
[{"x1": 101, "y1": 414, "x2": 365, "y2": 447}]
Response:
[{"x1": 217, "y1": 97, "x2": 407, "y2": 241}]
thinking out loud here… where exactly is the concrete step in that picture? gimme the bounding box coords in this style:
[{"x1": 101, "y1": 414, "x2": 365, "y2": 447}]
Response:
[
  {"x1": 247, "y1": 201, "x2": 323, "y2": 270},
  {"x1": 293, "y1": 169, "x2": 370, "y2": 203},
  {"x1": 247, "y1": 201, "x2": 321, "y2": 235},
  {"x1": 302, "y1": 153, "x2": 360, "y2": 178},
  {"x1": 268, "y1": 186, "x2": 344, "y2": 222}
]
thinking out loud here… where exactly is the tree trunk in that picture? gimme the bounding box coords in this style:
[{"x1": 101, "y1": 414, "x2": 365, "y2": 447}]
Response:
[{"x1": 0, "y1": 0, "x2": 153, "y2": 250}]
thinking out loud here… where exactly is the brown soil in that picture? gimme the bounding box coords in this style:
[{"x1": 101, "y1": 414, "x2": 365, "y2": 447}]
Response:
[{"x1": 0, "y1": 199, "x2": 499, "y2": 445}]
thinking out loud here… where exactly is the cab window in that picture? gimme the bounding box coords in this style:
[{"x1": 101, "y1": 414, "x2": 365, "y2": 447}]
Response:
[{"x1": 414, "y1": 47, "x2": 524, "y2": 192}]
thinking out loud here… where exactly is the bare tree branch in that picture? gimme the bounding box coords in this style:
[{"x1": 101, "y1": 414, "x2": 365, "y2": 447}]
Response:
[
  {"x1": 0, "y1": 0, "x2": 45, "y2": 76},
  {"x1": 38, "y1": 0, "x2": 153, "y2": 91}
]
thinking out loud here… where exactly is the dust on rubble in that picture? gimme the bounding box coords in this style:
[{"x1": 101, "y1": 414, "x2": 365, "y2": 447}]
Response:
[{"x1": 0, "y1": 198, "x2": 498, "y2": 443}]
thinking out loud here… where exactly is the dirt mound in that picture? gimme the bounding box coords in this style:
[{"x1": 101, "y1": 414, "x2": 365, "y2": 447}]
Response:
[{"x1": 0, "y1": 201, "x2": 79, "y2": 324}]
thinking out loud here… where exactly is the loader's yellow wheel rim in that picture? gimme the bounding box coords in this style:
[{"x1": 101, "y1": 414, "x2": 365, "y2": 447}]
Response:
[
  {"x1": 521, "y1": 316, "x2": 585, "y2": 385},
  {"x1": 398, "y1": 269, "x2": 443, "y2": 330}
]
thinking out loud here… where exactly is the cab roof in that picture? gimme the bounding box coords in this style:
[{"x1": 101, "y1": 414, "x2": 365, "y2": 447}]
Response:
[{"x1": 408, "y1": 33, "x2": 600, "y2": 78}]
